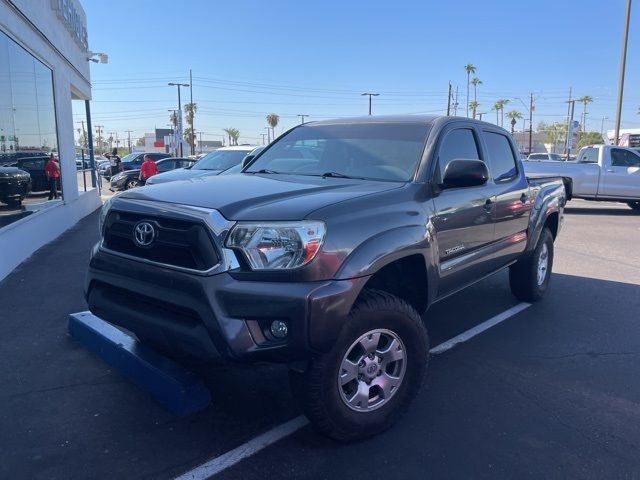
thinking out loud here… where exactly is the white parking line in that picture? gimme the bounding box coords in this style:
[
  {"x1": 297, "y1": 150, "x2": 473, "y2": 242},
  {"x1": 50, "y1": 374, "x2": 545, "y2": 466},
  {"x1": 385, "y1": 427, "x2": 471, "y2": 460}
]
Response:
[{"x1": 175, "y1": 301, "x2": 532, "y2": 480}]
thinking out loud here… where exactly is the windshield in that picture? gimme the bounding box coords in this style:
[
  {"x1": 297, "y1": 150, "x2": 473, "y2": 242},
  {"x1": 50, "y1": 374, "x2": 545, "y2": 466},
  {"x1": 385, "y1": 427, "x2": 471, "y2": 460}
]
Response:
[
  {"x1": 192, "y1": 150, "x2": 250, "y2": 170},
  {"x1": 246, "y1": 123, "x2": 430, "y2": 182},
  {"x1": 120, "y1": 153, "x2": 138, "y2": 163}
]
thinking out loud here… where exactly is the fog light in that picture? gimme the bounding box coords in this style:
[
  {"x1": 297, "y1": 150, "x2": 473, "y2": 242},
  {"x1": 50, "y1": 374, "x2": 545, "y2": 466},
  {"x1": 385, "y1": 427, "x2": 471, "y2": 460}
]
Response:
[{"x1": 270, "y1": 320, "x2": 288, "y2": 339}]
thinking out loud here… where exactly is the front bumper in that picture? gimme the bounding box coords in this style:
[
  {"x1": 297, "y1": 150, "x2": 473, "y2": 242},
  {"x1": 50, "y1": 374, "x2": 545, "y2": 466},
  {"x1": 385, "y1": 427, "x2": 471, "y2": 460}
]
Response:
[
  {"x1": 0, "y1": 179, "x2": 31, "y2": 200},
  {"x1": 86, "y1": 245, "x2": 367, "y2": 363}
]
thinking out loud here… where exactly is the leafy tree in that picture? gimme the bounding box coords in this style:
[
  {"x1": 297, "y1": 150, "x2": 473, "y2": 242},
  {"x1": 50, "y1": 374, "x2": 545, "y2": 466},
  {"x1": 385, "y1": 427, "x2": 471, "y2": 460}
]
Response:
[
  {"x1": 468, "y1": 101, "x2": 479, "y2": 119},
  {"x1": 184, "y1": 102, "x2": 197, "y2": 154},
  {"x1": 169, "y1": 111, "x2": 178, "y2": 128},
  {"x1": 76, "y1": 128, "x2": 88, "y2": 148},
  {"x1": 266, "y1": 113, "x2": 279, "y2": 142},
  {"x1": 506, "y1": 110, "x2": 523, "y2": 134},
  {"x1": 136, "y1": 137, "x2": 145, "y2": 147},
  {"x1": 578, "y1": 131, "x2": 605, "y2": 148},
  {"x1": 183, "y1": 127, "x2": 196, "y2": 148},
  {"x1": 464, "y1": 64, "x2": 476, "y2": 117}
]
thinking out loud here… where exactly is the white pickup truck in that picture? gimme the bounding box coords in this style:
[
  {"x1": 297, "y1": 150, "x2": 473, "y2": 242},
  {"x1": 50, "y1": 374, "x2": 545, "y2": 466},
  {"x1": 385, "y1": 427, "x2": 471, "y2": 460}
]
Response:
[{"x1": 523, "y1": 145, "x2": 640, "y2": 211}]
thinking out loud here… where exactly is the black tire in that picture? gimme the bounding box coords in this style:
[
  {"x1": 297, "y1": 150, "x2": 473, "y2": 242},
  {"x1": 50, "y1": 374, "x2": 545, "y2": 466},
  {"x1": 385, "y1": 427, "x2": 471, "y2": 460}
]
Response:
[
  {"x1": 509, "y1": 227, "x2": 554, "y2": 302},
  {"x1": 5, "y1": 198, "x2": 21, "y2": 207},
  {"x1": 627, "y1": 201, "x2": 640, "y2": 211},
  {"x1": 289, "y1": 289, "x2": 429, "y2": 442},
  {"x1": 125, "y1": 179, "x2": 140, "y2": 190}
]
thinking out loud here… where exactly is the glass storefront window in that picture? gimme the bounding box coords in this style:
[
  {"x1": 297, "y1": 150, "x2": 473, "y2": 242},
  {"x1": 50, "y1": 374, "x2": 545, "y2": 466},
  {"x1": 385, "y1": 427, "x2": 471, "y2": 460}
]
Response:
[{"x1": 0, "y1": 30, "x2": 60, "y2": 228}]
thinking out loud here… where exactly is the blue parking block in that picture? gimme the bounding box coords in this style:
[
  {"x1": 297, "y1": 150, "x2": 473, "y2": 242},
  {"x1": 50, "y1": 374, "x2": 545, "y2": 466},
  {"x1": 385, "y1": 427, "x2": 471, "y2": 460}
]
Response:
[{"x1": 68, "y1": 311, "x2": 211, "y2": 416}]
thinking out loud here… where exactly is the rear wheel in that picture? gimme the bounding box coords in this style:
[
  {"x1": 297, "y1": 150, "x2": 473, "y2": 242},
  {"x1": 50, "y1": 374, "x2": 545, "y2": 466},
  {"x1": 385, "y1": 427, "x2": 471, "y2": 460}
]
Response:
[
  {"x1": 509, "y1": 228, "x2": 554, "y2": 302},
  {"x1": 289, "y1": 289, "x2": 429, "y2": 442},
  {"x1": 627, "y1": 201, "x2": 640, "y2": 211}
]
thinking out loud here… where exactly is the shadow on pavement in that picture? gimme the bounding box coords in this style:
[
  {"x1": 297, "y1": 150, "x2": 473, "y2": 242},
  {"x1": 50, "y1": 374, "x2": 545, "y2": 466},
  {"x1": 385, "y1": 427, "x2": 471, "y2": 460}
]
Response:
[{"x1": 564, "y1": 205, "x2": 639, "y2": 216}]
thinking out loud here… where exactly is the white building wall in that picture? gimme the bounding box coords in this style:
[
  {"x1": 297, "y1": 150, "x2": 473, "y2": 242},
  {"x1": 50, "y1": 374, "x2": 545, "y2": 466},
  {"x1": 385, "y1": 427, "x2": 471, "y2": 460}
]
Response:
[{"x1": 0, "y1": 0, "x2": 101, "y2": 281}]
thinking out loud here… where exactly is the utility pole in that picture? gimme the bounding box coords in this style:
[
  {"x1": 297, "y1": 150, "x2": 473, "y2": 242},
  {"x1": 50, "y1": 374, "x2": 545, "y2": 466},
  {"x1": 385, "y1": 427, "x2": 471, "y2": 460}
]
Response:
[
  {"x1": 528, "y1": 93, "x2": 534, "y2": 155},
  {"x1": 189, "y1": 69, "x2": 195, "y2": 155},
  {"x1": 76, "y1": 120, "x2": 87, "y2": 150},
  {"x1": 297, "y1": 114, "x2": 309, "y2": 124},
  {"x1": 361, "y1": 93, "x2": 380, "y2": 115},
  {"x1": 168, "y1": 82, "x2": 190, "y2": 156},
  {"x1": 265, "y1": 126, "x2": 271, "y2": 144},
  {"x1": 261, "y1": 133, "x2": 267, "y2": 145},
  {"x1": 564, "y1": 87, "x2": 572, "y2": 158},
  {"x1": 453, "y1": 86, "x2": 459, "y2": 116},
  {"x1": 95, "y1": 125, "x2": 103, "y2": 154},
  {"x1": 614, "y1": 0, "x2": 632, "y2": 146},
  {"x1": 478, "y1": 112, "x2": 486, "y2": 121},
  {"x1": 600, "y1": 117, "x2": 609, "y2": 137},
  {"x1": 565, "y1": 100, "x2": 576, "y2": 159},
  {"x1": 198, "y1": 131, "x2": 204, "y2": 153},
  {"x1": 447, "y1": 82, "x2": 452, "y2": 116},
  {"x1": 125, "y1": 130, "x2": 133, "y2": 153}
]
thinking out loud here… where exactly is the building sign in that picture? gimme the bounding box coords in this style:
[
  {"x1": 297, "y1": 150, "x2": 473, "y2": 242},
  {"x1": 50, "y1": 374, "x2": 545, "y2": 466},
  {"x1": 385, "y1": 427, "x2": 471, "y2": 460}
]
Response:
[{"x1": 50, "y1": 0, "x2": 88, "y2": 51}]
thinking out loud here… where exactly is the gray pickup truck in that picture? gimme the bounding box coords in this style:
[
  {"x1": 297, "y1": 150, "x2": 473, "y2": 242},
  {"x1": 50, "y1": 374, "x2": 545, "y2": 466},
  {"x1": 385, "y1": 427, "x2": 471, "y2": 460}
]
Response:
[{"x1": 86, "y1": 115, "x2": 566, "y2": 440}]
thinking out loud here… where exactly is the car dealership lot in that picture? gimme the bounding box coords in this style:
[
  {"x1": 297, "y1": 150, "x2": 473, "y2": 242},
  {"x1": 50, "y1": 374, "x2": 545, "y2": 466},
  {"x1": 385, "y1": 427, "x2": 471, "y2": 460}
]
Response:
[{"x1": 1, "y1": 200, "x2": 639, "y2": 479}]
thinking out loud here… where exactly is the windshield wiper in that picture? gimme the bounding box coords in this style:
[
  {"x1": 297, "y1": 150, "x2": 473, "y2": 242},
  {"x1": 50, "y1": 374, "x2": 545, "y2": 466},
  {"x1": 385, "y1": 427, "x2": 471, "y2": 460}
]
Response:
[
  {"x1": 249, "y1": 168, "x2": 279, "y2": 174},
  {"x1": 320, "y1": 171, "x2": 362, "y2": 179}
]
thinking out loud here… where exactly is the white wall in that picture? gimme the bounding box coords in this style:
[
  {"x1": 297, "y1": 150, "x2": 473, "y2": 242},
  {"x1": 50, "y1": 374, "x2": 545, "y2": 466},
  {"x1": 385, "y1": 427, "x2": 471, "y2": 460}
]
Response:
[{"x1": 0, "y1": 0, "x2": 101, "y2": 281}]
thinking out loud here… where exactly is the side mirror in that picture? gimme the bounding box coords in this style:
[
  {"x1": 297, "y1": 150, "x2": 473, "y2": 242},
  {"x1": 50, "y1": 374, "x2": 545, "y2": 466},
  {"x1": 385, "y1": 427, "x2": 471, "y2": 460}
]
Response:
[
  {"x1": 440, "y1": 159, "x2": 488, "y2": 189},
  {"x1": 241, "y1": 155, "x2": 254, "y2": 169}
]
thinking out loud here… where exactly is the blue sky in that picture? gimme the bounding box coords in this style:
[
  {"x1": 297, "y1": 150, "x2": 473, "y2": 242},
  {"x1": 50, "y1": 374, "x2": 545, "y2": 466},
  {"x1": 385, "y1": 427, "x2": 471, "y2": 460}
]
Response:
[{"x1": 76, "y1": 0, "x2": 639, "y2": 146}]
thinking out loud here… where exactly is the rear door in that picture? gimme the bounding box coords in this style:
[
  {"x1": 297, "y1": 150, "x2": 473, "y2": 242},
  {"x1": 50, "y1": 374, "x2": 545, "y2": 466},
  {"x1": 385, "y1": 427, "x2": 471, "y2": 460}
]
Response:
[
  {"x1": 431, "y1": 124, "x2": 496, "y2": 296},
  {"x1": 600, "y1": 148, "x2": 640, "y2": 198},
  {"x1": 480, "y1": 129, "x2": 531, "y2": 265}
]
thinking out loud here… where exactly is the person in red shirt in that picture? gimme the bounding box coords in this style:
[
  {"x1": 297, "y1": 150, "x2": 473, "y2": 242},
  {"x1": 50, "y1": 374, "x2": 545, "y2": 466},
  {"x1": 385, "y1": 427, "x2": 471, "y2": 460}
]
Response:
[
  {"x1": 45, "y1": 154, "x2": 60, "y2": 200},
  {"x1": 139, "y1": 155, "x2": 159, "y2": 185}
]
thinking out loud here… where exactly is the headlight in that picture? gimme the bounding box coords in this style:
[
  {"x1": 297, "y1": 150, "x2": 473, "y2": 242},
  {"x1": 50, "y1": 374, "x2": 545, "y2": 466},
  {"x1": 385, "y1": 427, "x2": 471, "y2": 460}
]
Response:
[
  {"x1": 111, "y1": 173, "x2": 122, "y2": 182},
  {"x1": 226, "y1": 221, "x2": 326, "y2": 270},
  {"x1": 98, "y1": 197, "x2": 114, "y2": 235}
]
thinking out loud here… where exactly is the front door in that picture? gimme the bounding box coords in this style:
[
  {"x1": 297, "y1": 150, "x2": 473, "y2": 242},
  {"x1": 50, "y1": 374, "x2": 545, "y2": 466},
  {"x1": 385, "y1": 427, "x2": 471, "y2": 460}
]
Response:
[
  {"x1": 601, "y1": 148, "x2": 640, "y2": 198},
  {"x1": 432, "y1": 126, "x2": 496, "y2": 296}
]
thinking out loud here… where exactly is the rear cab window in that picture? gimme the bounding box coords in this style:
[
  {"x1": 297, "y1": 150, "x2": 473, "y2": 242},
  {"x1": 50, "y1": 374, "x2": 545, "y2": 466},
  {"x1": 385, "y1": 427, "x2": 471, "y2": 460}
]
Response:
[
  {"x1": 577, "y1": 148, "x2": 599, "y2": 163},
  {"x1": 483, "y1": 131, "x2": 518, "y2": 182},
  {"x1": 436, "y1": 128, "x2": 482, "y2": 183}
]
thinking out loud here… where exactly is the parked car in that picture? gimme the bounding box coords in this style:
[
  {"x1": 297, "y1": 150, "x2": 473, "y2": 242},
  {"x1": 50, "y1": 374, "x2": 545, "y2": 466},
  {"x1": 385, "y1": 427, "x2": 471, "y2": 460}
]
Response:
[
  {"x1": 102, "y1": 152, "x2": 171, "y2": 179},
  {"x1": 523, "y1": 144, "x2": 640, "y2": 210},
  {"x1": 16, "y1": 156, "x2": 51, "y2": 192},
  {"x1": 87, "y1": 115, "x2": 566, "y2": 441},
  {"x1": 109, "y1": 157, "x2": 195, "y2": 191},
  {"x1": 145, "y1": 146, "x2": 257, "y2": 185},
  {"x1": 526, "y1": 153, "x2": 565, "y2": 162},
  {"x1": 0, "y1": 150, "x2": 48, "y2": 167},
  {"x1": 0, "y1": 167, "x2": 31, "y2": 206}
]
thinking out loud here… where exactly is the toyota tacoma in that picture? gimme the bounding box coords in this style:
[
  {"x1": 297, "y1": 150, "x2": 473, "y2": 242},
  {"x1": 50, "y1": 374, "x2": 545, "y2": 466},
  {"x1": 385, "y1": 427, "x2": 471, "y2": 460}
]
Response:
[{"x1": 86, "y1": 115, "x2": 566, "y2": 441}]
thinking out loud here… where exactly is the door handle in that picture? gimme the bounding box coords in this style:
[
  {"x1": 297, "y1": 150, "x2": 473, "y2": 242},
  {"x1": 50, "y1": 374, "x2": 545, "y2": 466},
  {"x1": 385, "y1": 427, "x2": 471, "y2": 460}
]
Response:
[
  {"x1": 520, "y1": 193, "x2": 528, "y2": 203},
  {"x1": 606, "y1": 169, "x2": 614, "y2": 173},
  {"x1": 483, "y1": 199, "x2": 494, "y2": 211}
]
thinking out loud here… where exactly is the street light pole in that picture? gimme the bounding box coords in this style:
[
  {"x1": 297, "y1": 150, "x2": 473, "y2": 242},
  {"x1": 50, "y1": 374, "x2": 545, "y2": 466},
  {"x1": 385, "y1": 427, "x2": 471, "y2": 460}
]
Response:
[
  {"x1": 613, "y1": 0, "x2": 632, "y2": 146},
  {"x1": 601, "y1": 117, "x2": 609, "y2": 138},
  {"x1": 297, "y1": 114, "x2": 309, "y2": 124},
  {"x1": 361, "y1": 92, "x2": 380, "y2": 115},
  {"x1": 125, "y1": 130, "x2": 133, "y2": 153},
  {"x1": 261, "y1": 133, "x2": 267, "y2": 145},
  {"x1": 168, "y1": 82, "x2": 190, "y2": 156}
]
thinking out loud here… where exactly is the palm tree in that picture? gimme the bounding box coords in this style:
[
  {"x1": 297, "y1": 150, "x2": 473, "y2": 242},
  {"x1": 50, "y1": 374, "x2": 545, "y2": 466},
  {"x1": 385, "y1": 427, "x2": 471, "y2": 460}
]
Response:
[
  {"x1": 469, "y1": 101, "x2": 480, "y2": 119},
  {"x1": 169, "y1": 111, "x2": 178, "y2": 129},
  {"x1": 184, "y1": 102, "x2": 197, "y2": 155},
  {"x1": 464, "y1": 64, "x2": 476, "y2": 117},
  {"x1": 471, "y1": 77, "x2": 482, "y2": 103},
  {"x1": 495, "y1": 99, "x2": 510, "y2": 127},
  {"x1": 223, "y1": 127, "x2": 234, "y2": 146},
  {"x1": 577, "y1": 95, "x2": 593, "y2": 133},
  {"x1": 266, "y1": 113, "x2": 280, "y2": 142},
  {"x1": 229, "y1": 128, "x2": 240, "y2": 146},
  {"x1": 506, "y1": 110, "x2": 523, "y2": 134},
  {"x1": 492, "y1": 101, "x2": 502, "y2": 125}
]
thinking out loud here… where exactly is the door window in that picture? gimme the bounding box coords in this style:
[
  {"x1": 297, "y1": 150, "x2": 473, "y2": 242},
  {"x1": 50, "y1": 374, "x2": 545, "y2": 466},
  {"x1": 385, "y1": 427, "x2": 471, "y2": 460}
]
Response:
[
  {"x1": 437, "y1": 129, "x2": 481, "y2": 180},
  {"x1": 157, "y1": 160, "x2": 175, "y2": 172},
  {"x1": 611, "y1": 149, "x2": 640, "y2": 168},
  {"x1": 484, "y1": 131, "x2": 518, "y2": 182}
]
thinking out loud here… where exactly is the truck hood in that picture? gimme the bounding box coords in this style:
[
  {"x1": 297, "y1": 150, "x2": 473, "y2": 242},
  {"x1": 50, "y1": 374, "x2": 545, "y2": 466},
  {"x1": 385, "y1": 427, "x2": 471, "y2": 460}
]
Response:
[
  {"x1": 120, "y1": 173, "x2": 404, "y2": 220},
  {"x1": 147, "y1": 168, "x2": 223, "y2": 184}
]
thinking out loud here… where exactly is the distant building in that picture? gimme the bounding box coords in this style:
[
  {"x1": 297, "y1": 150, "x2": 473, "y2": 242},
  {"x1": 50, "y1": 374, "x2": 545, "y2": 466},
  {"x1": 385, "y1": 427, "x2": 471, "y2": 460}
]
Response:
[
  {"x1": 511, "y1": 131, "x2": 547, "y2": 155},
  {"x1": 198, "y1": 140, "x2": 223, "y2": 153},
  {"x1": 606, "y1": 128, "x2": 640, "y2": 147},
  {"x1": 136, "y1": 128, "x2": 187, "y2": 154}
]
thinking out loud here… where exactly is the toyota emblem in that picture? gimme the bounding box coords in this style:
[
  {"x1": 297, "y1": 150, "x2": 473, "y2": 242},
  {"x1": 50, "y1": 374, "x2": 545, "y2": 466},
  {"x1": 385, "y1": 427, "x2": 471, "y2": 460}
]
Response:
[{"x1": 133, "y1": 221, "x2": 156, "y2": 247}]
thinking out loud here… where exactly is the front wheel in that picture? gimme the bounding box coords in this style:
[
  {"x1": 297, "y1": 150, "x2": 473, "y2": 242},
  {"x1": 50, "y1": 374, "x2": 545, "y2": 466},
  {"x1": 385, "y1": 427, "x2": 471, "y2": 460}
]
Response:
[
  {"x1": 627, "y1": 201, "x2": 640, "y2": 211},
  {"x1": 289, "y1": 289, "x2": 429, "y2": 442},
  {"x1": 509, "y1": 227, "x2": 554, "y2": 302},
  {"x1": 125, "y1": 179, "x2": 140, "y2": 190}
]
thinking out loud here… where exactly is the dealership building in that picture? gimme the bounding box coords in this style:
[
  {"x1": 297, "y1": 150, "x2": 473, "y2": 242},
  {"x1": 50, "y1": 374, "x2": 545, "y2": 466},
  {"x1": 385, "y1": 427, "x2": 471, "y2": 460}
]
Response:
[{"x1": 0, "y1": 0, "x2": 100, "y2": 280}]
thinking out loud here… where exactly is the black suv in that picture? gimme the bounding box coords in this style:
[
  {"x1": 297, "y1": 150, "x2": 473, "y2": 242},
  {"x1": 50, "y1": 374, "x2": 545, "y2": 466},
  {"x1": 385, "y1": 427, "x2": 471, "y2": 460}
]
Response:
[
  {"x1": 0, "y1": 167, "x2": 31, "y2": 206},
  {"x1": 103, "y1": 152, "x2": 171, "y2": 179},
  {"x1": 109, "y1": 158, "x2": 195, "y2": 191},
  {"x1": 86, "y1": 115, "x2": 565, "y2": 441}
]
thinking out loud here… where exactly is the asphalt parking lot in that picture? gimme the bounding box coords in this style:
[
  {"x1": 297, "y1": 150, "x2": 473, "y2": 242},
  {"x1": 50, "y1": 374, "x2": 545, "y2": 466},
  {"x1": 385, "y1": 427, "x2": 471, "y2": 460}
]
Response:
[{"x1": 1, "y1": 199, "x2": 639, "y2": 479}]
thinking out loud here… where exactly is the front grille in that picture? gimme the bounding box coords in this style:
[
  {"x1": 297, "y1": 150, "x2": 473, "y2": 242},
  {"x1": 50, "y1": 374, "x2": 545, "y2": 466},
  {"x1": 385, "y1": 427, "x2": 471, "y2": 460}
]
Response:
[{"x1": 103, "y1": 210, "x2": 219, "y2": 271}]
